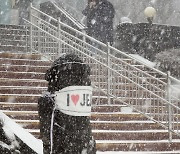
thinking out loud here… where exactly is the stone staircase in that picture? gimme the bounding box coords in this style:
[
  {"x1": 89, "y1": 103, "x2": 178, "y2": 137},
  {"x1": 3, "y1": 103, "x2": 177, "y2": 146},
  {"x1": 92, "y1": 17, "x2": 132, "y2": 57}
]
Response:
[
  {"x1": 1, "y1": 51, "x2": 180, "y2": 153},
  {"x1": 0, "y1": 25, "x2": 180, "y2": 153},
  {"x1": 0, "y1": 24, "x2": 29, "y2": 52}
]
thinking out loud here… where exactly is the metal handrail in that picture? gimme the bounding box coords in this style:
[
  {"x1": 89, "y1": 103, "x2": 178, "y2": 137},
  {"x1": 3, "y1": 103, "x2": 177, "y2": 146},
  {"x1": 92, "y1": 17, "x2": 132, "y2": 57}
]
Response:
[
  {"x1": 30, "y1": 4, "x2": 180, "y2": 85},
  {"x1": 51, "y1": 1, "x2": 85, "y2": 30},
  {"x1": 27, "y1": 4, "x2": 180, "y2": 140},
  {"x1": 53, "y1": 0, "x2": 85, "y2": 26}
]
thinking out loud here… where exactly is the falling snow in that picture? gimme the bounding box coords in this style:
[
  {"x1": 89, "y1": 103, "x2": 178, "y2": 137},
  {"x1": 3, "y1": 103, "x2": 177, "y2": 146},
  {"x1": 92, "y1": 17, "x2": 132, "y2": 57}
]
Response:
[{"x1": 0, "y1": 0, "x2": 180, "y2": 154}]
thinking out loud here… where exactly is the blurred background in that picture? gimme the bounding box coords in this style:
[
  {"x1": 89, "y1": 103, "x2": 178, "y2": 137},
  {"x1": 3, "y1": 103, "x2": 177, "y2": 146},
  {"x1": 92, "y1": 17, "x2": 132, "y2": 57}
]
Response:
[{"x1": 1, "y1": 0, "x2": 180, "y2": 27}]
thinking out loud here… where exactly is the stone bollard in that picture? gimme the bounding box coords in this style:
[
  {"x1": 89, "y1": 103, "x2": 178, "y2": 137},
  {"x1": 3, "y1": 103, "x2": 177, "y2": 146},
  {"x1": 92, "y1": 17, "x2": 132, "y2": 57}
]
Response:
[{"x1": 38, "y1": 53, "x2": 96, "y2": 154}]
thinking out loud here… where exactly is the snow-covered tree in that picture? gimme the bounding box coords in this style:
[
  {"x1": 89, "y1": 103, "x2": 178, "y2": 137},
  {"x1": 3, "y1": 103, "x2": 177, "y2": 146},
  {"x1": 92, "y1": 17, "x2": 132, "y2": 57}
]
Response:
[{"x1": 155, "y1": 49, "x2": 180, "y2": 78}]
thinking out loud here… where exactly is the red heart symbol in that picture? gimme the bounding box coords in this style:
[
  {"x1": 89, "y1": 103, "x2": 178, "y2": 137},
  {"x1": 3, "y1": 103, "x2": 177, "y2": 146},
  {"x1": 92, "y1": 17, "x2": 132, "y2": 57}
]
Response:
[{"x1": 71, "y1": 95, "x2": 79, "y2": 106}]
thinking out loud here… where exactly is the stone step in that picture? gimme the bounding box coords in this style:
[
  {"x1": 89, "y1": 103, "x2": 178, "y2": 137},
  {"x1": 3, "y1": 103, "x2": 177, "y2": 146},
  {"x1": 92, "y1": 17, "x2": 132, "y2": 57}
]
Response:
[
  {"x1": 0, "y1": 78, "x2": 48, "y2": 87},
  {"x1": 0, "y1": 35, "x2": 28, "y2": 41},
  {"x1": 0, "y1": 71, "x2": 45, "y2": 80},
  {"x1": 0, "y1": 58, "x2": 51, "y2": 66},
  {"x1": 0, "y1": 28, "x2": 29, "y2": 35},
  {"x1": 93, "y1": 130, "x2": 179, "y2": 140},
  {"x1": 0, "y1": 94, "x2": 40, "y2": 103},
  {"x1": 0, "y1": 45, "x2": 27, "y2": 52},
  {"x1": 26, "y1": 126, "x2": 179, "y2": 141},
  {"x1": 1, "y1": 103, "x2": 125, "y2": 112},
  {"x1": 91, "y1": 121, "x2": 168, "y2": 130},
  {"x1": 26, "y1": 129, "x2": 40, "y2": 138},
  {"x1": 0, "y1": 93, "x2": 175, "y2": 108},
  {"x1": 91, "y1": 105, "x2": 168, "y2": 113},
  {"x1": 1, "y1": 83, "x2": 164, "y2": 100},
  {"x1": 0, "y1": 94, "x2": 113, "y2": 105},
  {"x1": 15, "y1": 119, "x2": 168, "y2": 131},
  {"x1": 2, "y1": 110, "x2": 38, "y2": 120},
  {"x1": 5, "y1": 107, "x2": 179, "y2": 123},
  {"x1": 91, "y1": 112, "x2": 180, "y2": 122},
  {"x1": 0, "y1": 88, "x2": 47, "y2": 95},
  {"x1": 91, "y1": 113, "x2": 147, "y2": 121},
  {"x1": 25, "y1": 128, "x2": 180, "y2": 151},
  {"x1": 92, "y1": 96, "x2": 167, "y2": 106},
  {"x1": 0, "y1": 102, "x2": 38, "y2": 111},
  {"x1": 0, "y1": 52, "x2": 42, "y2": 60},
  {"x1": 0, "y1": 65, "x2": 48, "y2": 73},
  {"x1": 96, "y1": 140, "x2": 180, "y2": 151},
  {"x1": 0, "y1": 100, "x2": 171, "y2": 115},
  {"x1": 1, "y1": 70, "x2": 164, "y2": 89},
  {"x1": 0, "y1": 86, "x2": 159, "y2": 98},
  {"x1": 0, "y1": 39, "x2": 26, "y2": 46},
  {"x1": 0, "y1": 24, "x2": 28, "y2": 30},
  {"x1": 2, "y1": 110, "x2": 146, "y2": 121},
  {"x1": 0, "y1": 103, "x2": 130, "y2": 113},
  {"x1": 1, "y1": 51, "x2": 179, "y2": 153},
  {"x1": 15, "y1": 120, "x2": 40, "y2": 129}
]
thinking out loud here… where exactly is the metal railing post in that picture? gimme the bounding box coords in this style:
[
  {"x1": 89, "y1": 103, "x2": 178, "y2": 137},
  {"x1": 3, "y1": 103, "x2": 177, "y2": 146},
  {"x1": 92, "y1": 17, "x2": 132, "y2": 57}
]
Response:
[
  {"x1": 58, "y1": 17, "x2": 62, "y2": 56},
  {"x1": 37, "y1": 20, "x2": 41, "y2": 52},
  {"x1": 107, "y1": 42, "x2": 111, "y2": 105},
  {"x1": 25, "y1": 25, "x2": 28, "y2": 53},
  {"x1": 82, "y1": 29, "x2": 86, "y2": 42},
  {"x1": 82, "y1": 29, "x2": 86, "y2": 55},
  {"x1": 29, "y1": 3, "x2": 33, "y2": 53},
  {"x1": 167, "y1": 71, "x2": 172, "y2": 142}
]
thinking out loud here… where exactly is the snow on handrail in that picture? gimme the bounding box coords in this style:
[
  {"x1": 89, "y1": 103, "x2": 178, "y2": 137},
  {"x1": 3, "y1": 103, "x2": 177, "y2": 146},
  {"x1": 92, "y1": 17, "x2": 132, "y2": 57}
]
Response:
[{"x1": 0, "y1": 111, "x2": 43, "y2": 154}]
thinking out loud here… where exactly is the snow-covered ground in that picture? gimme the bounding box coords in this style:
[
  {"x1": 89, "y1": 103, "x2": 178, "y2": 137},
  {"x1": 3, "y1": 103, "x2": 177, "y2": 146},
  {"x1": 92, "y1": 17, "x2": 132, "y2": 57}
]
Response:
[
  {"x1": 97, "y1": 151, "x2": 180, "y2": 154},
  {"x1": 2, "y1": 109, "x2": 180, "y2": 154}
]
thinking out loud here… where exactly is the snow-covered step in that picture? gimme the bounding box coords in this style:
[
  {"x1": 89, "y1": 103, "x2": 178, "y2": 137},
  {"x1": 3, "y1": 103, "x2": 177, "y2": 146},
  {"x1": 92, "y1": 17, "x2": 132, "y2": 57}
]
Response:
[
  {"x1": 0, "y1": 86, "x2": 47, "y2": 89},
  {"x1": 26, "y1": 129, "x2": 40, "y2": 138},
  {"x1": 0, "y1": 28, "x2": 28, "y2": 35},
  {"x1": 0, "y1": 35, "x2": 27, "y2": 41},
  {"x1": 0, "y1": 40, "x2": 26, "y2": 47},
  {"x1": 0, "y1": 45, "x2": 27, "y2": 52},
  {"x1": 1, "y1": 51, "x2": 180, "y2": 153},
  {"x1": 0, "y1": 65, "x2": 48, "y2": 73},
  {"x1": 0, "y1": 58, "x2": 51, "y2": 66},
  {"x1": 91, "y1": 120, "x2": 165, "y2": 130},
  {"x1": 97, "y1": 151, "x2": 180, "y2": 154},
  {"x1": 96, "y1": 139, "x2": 180, "y2": 152},
  {"x1": 0, "y1": 87, "x2": 46, "y2": 95},
  {"x1": 1, "y1": 110, "x2": 38, "y2": 120},
  {"x1": 0, "y1": 102, "x2": 38, "y2": 111},
  {"x1": 0, "y1": 52, "x2": 42, "y2": 60},
  {"x1": 0, "y1": 71, "x2": 45, "y2": 79},
  {"x1": 15, "y1": 119, "x2": 173, "y2": 140},
  {"x1": 1, "y1": 110, "x2": 38, "y2": 115},
  {"x1": 0, "y1": 93, "x2": 114, "y2": 105},
  {"x1": 22, "y1": 127, "x2": 180, "y2": 152},
  {"x1": 0, "y1": 78, "x2": 48, "y2": 87},
  {"x1": 0, "y1": 25, "x2": 29, "y2": 52},
  {"x1": 15, "y1": 119, "x2": 40, "y2": 131},
  {"x1": 93, "y1": 129, "x2": 179, "y2": 140},
  {"x1": 14, "y1": 118, "x2": 168, "y2": 132}
]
